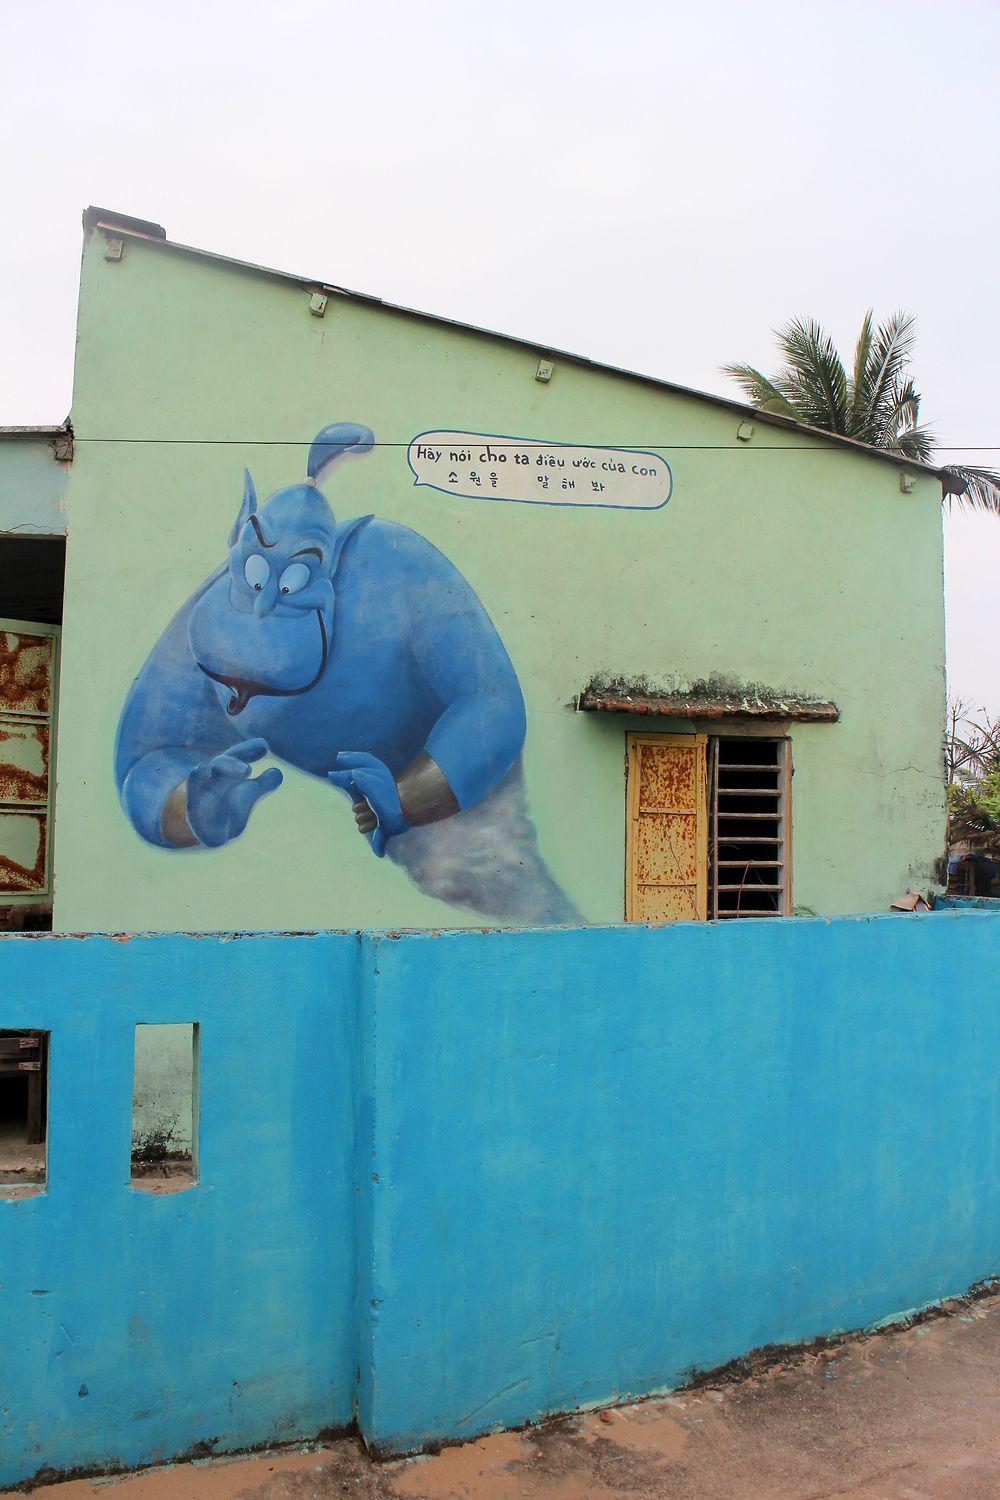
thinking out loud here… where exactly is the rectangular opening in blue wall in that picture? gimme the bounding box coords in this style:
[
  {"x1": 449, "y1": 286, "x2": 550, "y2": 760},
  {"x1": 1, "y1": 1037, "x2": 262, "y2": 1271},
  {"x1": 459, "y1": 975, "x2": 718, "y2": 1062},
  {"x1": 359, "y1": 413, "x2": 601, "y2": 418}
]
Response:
[
  {"x1": 130, "y1": 1022, "x2": 199, "y2": 1193},
  {"x1": 0, "y1": 1029, "x2": 47, "y2": 1197}
]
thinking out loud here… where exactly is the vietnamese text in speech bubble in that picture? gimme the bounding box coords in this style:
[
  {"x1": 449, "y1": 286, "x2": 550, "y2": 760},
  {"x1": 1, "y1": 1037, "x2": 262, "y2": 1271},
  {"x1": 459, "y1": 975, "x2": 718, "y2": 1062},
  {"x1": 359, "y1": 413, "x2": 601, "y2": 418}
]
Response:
[{"x1": 407, "y1": 432, "x2": 672, "y2": 510}]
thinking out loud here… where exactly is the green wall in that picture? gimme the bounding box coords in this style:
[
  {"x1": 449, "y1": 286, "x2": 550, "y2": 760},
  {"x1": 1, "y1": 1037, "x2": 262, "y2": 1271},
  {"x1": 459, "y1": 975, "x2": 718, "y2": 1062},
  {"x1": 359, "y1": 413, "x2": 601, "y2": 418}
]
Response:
[
  {"x1": 0, "y1": 433, "x2": 68, "y2": 536},
  {"x1": 52, "y1": 228, "x2": 946, "y2": 931}
]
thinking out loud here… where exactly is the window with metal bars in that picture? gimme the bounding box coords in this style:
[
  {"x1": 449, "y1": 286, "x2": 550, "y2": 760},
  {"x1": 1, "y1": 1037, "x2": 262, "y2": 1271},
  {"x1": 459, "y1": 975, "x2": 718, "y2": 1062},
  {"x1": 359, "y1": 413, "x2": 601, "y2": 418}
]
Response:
[
  {"x1": 709, "y1": 737, "x2": 790, "y2": 918},
  {"x1": 625, "y1": 732, "x2": 791, "y2": 923}
]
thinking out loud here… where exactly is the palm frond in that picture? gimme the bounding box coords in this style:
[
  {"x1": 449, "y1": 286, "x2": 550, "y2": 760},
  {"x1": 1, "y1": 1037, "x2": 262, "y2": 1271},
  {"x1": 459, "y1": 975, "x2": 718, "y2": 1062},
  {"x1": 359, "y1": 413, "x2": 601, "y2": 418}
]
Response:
[
  {"x1": 852, "y1": 311, "x2": 919, "y2": 445},
  {"x1": 878, "y1": 379, "x2": 935, "y2": 462},
  {"x1": 943, "y1": 465, "x2": 1000, "y2": 514},
  {"x1": 891, "y1": 429, "x2": 937, "y2": 463},
  {"x1": 774, "y1": 318, "x2": 850, "y2": 433},
  {"x1": 724, "y1": 311, "x2": 1000, "y2": 521},
  {"x1": 848, "y1": 309, "x2": 875, "y2": 433},
  {"x1": 719, "y1": 363, "x2": 800, "y2": 420}
]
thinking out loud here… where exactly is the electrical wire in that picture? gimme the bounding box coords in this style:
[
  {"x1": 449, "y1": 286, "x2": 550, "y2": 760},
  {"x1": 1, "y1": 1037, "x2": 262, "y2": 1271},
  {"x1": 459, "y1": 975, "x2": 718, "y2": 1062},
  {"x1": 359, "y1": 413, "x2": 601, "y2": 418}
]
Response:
[{"x1": 67, "y1": 438, "x2": 1000, "y2": 452}]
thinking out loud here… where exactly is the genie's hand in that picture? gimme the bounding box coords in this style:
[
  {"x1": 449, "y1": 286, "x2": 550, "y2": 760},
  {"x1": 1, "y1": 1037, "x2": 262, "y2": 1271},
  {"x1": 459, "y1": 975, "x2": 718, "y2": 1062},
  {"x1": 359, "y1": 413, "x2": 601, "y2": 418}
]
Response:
[
  {"x1": 328, "y1": 751, "x2": 408, "y2": 858},
  {"x1": 184, "y1": 739, "x2": 283, "y2": 848}
]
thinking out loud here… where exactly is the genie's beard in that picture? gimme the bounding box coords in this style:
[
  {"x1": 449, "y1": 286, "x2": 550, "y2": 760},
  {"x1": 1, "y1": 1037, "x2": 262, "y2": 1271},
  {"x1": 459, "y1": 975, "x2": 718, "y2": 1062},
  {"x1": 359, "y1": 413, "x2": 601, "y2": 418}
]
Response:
[{"x1": 197, "y1": 612, "x2": 329, "y2": 716}]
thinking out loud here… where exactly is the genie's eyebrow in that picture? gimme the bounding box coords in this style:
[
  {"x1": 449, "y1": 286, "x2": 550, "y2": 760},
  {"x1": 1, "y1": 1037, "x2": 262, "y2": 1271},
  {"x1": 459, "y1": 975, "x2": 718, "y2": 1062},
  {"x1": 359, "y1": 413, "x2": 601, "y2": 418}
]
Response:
[
  {"x1": 291, "y1": 547, "x2": 323, "y2": 561},
  {"x1": 248, "y1": 515, "x2": 276, "y2": 549}
]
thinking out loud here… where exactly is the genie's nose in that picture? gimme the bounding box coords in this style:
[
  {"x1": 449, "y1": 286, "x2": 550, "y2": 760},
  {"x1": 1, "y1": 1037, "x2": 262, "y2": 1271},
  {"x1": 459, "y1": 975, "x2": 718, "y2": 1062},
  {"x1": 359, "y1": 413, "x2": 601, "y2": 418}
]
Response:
[{"x1": 253, "y1": 588, "x2": 276, "y2": 619}]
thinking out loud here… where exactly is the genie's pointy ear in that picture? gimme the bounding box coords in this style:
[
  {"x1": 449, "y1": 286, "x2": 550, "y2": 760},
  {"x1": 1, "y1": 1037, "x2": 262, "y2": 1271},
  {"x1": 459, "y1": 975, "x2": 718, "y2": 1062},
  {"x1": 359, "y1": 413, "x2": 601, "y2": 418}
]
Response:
[
  {"x1": 228, "y1": 469, "x2": 258, "y2": 547},
  {"x1": 329, "y1": 514, "x2": 374, "y2": 577}
]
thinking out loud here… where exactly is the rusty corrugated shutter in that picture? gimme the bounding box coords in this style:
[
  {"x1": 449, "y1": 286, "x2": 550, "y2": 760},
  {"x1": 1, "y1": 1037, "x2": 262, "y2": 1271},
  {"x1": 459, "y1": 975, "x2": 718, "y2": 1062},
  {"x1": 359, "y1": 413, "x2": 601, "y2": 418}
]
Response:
[
  {"x1": 625, "y1": 733, "x2": 708, "y2": 922},
  {"x1": 0, "y1": 621, "x2": 59, "y2": 901}
]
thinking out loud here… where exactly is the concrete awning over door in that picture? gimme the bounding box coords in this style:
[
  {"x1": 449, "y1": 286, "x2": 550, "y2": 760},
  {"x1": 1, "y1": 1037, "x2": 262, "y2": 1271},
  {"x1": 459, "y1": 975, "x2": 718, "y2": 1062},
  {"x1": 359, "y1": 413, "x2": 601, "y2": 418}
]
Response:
[{"x1": 578, "y1": 684, "x2": 840, "y2": 721}]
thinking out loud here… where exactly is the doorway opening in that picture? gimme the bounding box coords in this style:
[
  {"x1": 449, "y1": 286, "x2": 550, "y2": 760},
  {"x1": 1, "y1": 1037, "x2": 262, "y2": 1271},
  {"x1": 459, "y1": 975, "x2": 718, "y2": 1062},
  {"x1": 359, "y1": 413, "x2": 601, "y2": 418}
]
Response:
[
  {"x1": 0, "y1": 535, "x2": 66, "y2": 932},
  {"x1": 0, "y1": 1029, "x2": 48, "y2": 1194}
]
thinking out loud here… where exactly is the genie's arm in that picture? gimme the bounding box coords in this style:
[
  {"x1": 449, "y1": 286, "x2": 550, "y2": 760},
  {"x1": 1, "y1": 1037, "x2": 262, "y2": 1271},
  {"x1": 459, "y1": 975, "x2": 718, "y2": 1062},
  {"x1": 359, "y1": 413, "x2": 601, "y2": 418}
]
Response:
[
  {"x1": 114, "y1": 599, "x2": 277, "y2": 848},
  {"x1": 116, "y1": 674, "x2": 233, "y2": 849},
  {"x1": 120, "y1": 746, "x2": 212, "y2": 848}
]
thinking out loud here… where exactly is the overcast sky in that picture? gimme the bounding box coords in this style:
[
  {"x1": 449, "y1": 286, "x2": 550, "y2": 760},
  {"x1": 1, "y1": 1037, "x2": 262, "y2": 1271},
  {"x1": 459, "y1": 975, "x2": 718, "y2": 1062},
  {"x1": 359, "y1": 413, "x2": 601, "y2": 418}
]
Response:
[{"x1": 2, "y1": 0, "x2": 998, "y2": 715}]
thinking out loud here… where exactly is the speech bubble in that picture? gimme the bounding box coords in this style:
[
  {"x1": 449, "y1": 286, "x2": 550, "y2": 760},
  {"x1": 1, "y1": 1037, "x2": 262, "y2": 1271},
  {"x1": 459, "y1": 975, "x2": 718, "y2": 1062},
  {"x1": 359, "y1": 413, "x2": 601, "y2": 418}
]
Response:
[{"x1": 407, "y1": 431, "x2": 672, "y2": 510}]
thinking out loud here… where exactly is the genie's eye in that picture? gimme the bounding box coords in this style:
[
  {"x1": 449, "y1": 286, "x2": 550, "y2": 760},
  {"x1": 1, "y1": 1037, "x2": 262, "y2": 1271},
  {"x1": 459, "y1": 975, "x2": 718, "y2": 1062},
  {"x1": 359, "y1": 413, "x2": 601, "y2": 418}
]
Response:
[
  {"x1": 244, "y1": 554, "x2": 270, "y2": 592},
  {"x1": 278, "y1": 562, "x2": 310, "y2": 596}
]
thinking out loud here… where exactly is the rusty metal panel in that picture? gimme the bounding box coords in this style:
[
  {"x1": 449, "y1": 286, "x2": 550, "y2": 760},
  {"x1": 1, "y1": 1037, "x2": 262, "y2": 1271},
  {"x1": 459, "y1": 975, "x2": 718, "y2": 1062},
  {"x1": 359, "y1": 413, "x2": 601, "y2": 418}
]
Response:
[
  {"x1": 0, "y1": 714, "x2": 49, "y2": 806},
  {"x1": 637, "y1": 742, "x2": 698, "y2": 811},
  {"x1": 0, "y1": 630, "x2": 54, "y2": 717},
  {"x1": 625, "y1": 734, "x2": 708, "y2": 923},
  {"x1": 0, "y1": 620, "x2": 58, "y2": 903},
  {"x1": 632, "y1": 883, "x2": 700, "y2": 922},
  {"x1": 0, "y1": 810, "x2": 48, "y2": 895},
  {"x1": 632, "y1": 814, "x2": 699, "y2": 884}
]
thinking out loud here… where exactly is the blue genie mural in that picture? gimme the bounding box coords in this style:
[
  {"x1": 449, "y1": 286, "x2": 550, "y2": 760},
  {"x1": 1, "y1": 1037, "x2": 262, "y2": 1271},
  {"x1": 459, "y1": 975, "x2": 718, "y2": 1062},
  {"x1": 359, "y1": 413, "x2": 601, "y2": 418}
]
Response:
[{"x1": 114, "y1": 422, "x2": 576, "y2": 923}]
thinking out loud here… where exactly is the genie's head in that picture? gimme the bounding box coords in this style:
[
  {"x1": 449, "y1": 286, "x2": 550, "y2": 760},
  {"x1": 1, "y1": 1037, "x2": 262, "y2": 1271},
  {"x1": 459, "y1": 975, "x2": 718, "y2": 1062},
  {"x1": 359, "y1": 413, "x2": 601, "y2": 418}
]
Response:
[{"x1": 188, "y1": 422, "x2": 374, "y2": 716}]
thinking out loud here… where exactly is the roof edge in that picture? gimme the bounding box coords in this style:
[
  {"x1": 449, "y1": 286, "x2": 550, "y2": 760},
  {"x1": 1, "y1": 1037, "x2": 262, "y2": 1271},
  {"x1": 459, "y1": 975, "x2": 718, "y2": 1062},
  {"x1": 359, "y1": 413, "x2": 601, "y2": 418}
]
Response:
[
  {"x1": 80, "y1": 210, "x2": 953, "y2": 486},
  {"x1": 0, "y1": 425, "x2": 66, "y2": 437},
  {"x1": 83, "y1": 206, "x2": 166, "y2": 241}
]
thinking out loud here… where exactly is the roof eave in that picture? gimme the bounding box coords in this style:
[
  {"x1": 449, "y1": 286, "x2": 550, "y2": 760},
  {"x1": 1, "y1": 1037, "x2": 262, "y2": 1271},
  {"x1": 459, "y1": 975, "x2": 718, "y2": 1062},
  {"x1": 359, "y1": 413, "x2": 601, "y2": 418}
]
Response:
[
  {"x1": 0, "y1": 425, "x2": 67, "y2": 438},
  {"x1": 79, "y1": 208, "x2": 951, "y2": 487}
]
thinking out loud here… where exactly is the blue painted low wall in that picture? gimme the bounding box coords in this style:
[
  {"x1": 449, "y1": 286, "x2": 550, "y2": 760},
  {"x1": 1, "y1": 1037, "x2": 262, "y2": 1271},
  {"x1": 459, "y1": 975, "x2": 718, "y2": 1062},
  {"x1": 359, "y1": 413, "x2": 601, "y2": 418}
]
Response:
[
  {"x1": 361, "y1": 914, "x2": 1000, "y2": 1449},
  {"x1": 0, "y1": 933, "x2": 360, "y2": 1488},
  {"x1": 3, "y1": 913, "x2": 1000, "y2": 1483}
]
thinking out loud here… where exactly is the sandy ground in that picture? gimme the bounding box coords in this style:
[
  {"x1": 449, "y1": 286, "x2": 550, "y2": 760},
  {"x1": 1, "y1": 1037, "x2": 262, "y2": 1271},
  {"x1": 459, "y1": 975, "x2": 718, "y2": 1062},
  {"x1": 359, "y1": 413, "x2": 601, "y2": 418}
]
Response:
[
  {"x1": 8, "y1": 1294, "x2": 1000, "y2": 1500},
  {"x1": 0, "y1": 1119, "x2": 45, "y2": 1184},
  {"x1": 0, "y1": 1118, "x2": 45, "y2": 1196},
  {"x1": 0, "y1": 1124, "x2": 195, "y2": 1198},
  {"x1": 128, "y1": 1158, "x2": 194, "y2": 1195}
]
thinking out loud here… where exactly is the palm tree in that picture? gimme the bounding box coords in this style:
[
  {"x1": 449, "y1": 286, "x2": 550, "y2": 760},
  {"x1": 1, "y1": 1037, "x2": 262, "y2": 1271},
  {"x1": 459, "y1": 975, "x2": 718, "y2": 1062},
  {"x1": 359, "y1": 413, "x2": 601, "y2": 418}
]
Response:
[{"x1": 723, "y1": 312, "x2": 1000, "y2": 512}]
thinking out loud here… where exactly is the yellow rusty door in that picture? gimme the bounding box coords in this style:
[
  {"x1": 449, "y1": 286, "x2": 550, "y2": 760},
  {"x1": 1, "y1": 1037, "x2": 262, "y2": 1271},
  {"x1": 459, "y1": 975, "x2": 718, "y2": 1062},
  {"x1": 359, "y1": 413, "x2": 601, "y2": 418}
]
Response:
[
  {"x1": 0, "y1": 620, "x2": 59, "y2": 902},
  {"x1": 625, "y1": 733, "x2": 708, "y2": 922}
]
